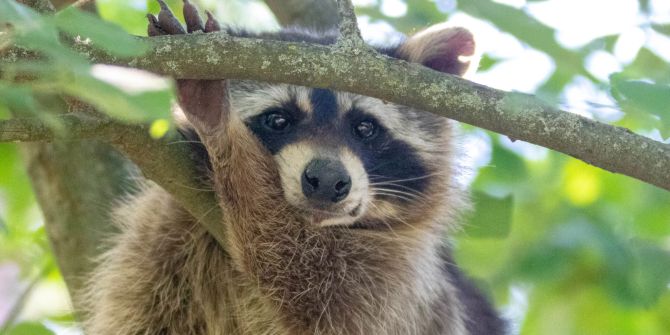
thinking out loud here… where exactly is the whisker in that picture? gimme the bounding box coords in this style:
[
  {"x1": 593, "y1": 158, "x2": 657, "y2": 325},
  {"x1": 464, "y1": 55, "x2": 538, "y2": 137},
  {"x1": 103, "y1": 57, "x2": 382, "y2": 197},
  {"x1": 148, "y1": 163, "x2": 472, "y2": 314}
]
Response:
[
  {"x1": 371, "y1": 188, "x2": 421, "y2": 199},
  {"x1": 370, "y1": 191, "x2": 417, "y2": 203},
  {"x1": 371, "y1": 187, "x2": 425, "y2": 200},
  {"x1": 368, "y1": 172, "x2": 444, "y2": 184},
  {"x1": 369, "y1": 182, "x2": 426, "y2": 194},
  {"x1": 370, "y1": 184, "x2": 432, "y2": 199}
]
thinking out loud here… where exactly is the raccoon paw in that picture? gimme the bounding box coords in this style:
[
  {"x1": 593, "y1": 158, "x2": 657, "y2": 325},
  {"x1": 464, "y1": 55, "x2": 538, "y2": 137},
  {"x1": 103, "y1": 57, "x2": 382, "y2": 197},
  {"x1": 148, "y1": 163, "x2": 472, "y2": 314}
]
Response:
[
  {"x1": 147, "y1": 0, "x2": 228, "y2": 136},
  {"x1": 147, "y1": 0, "x2": 220, "y2": 37}
]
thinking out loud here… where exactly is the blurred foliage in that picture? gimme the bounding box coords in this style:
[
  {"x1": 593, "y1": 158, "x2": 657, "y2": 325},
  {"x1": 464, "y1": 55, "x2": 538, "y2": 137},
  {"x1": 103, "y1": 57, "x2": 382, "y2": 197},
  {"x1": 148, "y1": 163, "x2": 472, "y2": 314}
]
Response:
[
  {"x1": 0, "y1": 0, "x2": 173, "y2": 122},
  {"x1": 464, "y1": 191, "x2": 513, "y2": 238},
  {"x1": 458, "y1": 0, "x2": 594, "y2": 94},
  {"x1": 611, "y1": 75, "x2": 670, "y2": 138},
  {"x1": 0, "y1": 0, "x2": 669, "y2": 334},
  {"x1": 5, "y1": 322, "x2": 55, "y2": 335}
]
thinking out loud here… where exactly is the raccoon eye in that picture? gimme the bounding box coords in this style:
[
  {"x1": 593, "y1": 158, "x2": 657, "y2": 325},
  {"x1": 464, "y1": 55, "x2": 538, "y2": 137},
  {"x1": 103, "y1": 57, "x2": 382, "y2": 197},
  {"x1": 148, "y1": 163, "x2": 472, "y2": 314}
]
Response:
[
  {"x1": 263, "y1": 111, "x2": 292, "y2": 132},
  {"x1": 354, "y1": 120, "x2": 377, "y2": 140}
]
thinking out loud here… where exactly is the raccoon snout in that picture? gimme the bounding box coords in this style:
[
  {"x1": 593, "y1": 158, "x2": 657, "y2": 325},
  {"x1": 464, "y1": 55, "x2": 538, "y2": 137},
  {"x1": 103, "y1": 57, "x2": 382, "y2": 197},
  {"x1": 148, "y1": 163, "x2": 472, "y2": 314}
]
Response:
[{"x1": 301, "y1": 159, "x2": 352, "y2": 204}]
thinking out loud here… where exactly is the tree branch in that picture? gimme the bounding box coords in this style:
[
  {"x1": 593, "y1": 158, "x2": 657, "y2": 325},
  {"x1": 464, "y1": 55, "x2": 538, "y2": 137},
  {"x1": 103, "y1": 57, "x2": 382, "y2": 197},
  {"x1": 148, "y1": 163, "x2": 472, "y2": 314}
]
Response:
[
  {"x1": 335, "y1": 0, "x2": 364, "y2": 46},
  {"x1": 7, "y1": 32, "x2": 663, "y2": 191},
  {"x1": 0, "y1": 113, "x2": 225, "y2": 242}
]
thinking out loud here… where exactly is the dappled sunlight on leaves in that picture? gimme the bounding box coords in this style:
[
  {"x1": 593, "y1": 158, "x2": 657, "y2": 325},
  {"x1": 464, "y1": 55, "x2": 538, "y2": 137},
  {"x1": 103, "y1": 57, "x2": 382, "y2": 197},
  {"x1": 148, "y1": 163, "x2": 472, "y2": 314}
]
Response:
[{"x1": 562, "y1": 160, "x2": 602, "y2": 206}]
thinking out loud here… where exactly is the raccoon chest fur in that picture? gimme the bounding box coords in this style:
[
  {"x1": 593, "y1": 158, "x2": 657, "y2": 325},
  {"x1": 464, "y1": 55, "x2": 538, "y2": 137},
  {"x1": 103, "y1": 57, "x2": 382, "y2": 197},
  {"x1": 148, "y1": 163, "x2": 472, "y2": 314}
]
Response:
[{"x1": 84, "y1": 184, "x2": 466, "y2": 335}]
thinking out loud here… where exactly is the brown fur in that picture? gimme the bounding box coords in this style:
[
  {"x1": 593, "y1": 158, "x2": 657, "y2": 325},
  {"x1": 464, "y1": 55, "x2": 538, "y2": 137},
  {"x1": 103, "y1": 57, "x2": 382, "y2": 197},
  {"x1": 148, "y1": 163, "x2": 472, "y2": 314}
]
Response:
[
  {"x1": 83, "y1": 111, "x2": 467, "y2": 334},
  {"x1": 82, "y1": 3, "x2": 504, "y2": 334}
]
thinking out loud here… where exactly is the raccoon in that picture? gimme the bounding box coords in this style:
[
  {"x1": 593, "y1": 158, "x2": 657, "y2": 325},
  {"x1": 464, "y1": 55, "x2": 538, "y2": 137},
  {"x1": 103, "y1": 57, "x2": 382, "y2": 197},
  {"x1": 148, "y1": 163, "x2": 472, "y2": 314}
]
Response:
[{"x1": 82, "y1": 1, "x2": 505, "y2": 334}]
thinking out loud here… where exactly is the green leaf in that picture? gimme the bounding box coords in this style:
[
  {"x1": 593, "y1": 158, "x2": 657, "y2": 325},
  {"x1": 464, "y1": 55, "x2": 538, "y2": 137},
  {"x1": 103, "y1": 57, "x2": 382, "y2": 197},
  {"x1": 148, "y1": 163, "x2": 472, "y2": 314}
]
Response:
[
  {"x1": 459, "y1": 0, "x2": 588, "y2": 86},
  {"x1": 474, "y1": 140, "x2": 528, "y2": 188},
  {"x1": 463, "y1": 191, "x2": 514, "y2": 238},
  {"x1": 63, "y1": 79, "x2": 169, "y2": 122},
  {"x1": 615, "y1": 243, "x2": 670, "y2": 307},
  {"x1": 98, "y1": 0, "x2": 151, "y2": 36},
  {"x1": 581, "y1": 34, "x2": 619, "y2": 54},
  {"x1": 0, "y1": 1, "x2": 89, "y2": 68},
  {"x1": 54, "y1": 7, "x2": 149, "y2": 58},
  {"x1": 356, "y1": 0, "x2": 444, "y2": 33},
  {"x1": 610, "y1": 74, "x2": 670, "y2": 138},
  {"x1": 0, "y1": 85, "x2": 40, "y2": 114},
  {"x1": 640, "y1": 0, "x2": 652, "y2": 13},
  {"x1": 0, "y1": 143, "x2": 35, "y2": 231},
  {"x1": 477, "y1": 54, "x2": 500, "y2": 72},
  {"x1": 510, "y1": 222, "x2": 616, "y2": 281},
  {"x1": 620, "y1": 48, "x2": 670, "y2": 84},
  {"x1": 58, "y1": 68, "x2": 173, "y2": 122},
  {"x1": 0, "y1": 0, "x2": 40, "y2": 24},
  {"x1": 5, "y1": 322, "x2": 55, "y2": 335},
  {"x1": 0, "y1": 104, "x2": 8, "y2": 119},
  {"x1": 652, "y1": 24, "x2": 670, "y2": 36}
]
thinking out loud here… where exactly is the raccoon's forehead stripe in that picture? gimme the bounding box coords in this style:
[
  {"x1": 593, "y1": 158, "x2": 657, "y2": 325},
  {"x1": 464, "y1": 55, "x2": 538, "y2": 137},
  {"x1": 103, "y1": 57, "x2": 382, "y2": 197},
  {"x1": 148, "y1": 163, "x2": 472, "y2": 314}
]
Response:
[{"x1": 310, "y1": 88, "x2": 338, "y2": 125}]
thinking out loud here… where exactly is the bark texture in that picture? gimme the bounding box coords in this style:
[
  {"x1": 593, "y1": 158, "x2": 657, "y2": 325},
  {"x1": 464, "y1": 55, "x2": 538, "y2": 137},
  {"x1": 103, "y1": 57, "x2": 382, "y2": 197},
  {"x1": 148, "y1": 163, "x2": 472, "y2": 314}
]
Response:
[
  {"x1": 20, "y1": 141, "x2": 131, "y2": 309},
  {"x1": 5, "y1": 31, "x2": 667, "y2": 190}
]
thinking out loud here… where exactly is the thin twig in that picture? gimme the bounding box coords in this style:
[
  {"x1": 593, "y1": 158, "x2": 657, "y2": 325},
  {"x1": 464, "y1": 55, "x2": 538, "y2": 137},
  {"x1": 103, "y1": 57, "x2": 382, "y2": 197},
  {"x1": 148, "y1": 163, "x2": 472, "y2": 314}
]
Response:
[{"x1": 0, "y1": 262, "x2": 53, "y2": 333}]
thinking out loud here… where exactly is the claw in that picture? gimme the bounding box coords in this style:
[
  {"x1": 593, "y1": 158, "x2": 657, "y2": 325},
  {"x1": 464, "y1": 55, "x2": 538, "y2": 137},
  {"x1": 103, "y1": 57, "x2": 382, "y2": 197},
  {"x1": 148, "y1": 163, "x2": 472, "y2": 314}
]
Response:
[
  {"x1": 205, "y1": 10, "x2": 221, "y2": 32},
  {"x1": 157, "y1": 0, "x2": 186, "y2": 34},
  {"x1": 147, "y1": 13, "x2": 165, "y2": 36},
  {"x1": 183, "y1": 0, "x2": 204, "y2": 33},
  {"x1": 156, "y1": 0, "x2": 169, "y2": 10}
]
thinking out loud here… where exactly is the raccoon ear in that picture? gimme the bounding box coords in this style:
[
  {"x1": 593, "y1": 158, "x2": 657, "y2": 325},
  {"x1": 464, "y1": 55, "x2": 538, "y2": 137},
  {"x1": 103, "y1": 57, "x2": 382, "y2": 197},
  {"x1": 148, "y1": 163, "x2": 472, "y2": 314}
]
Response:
[
  {"x1": 396, "y1": 26, "x2": 477, "y2": 77},
  {"x1": 176, "y1": 79, "x2": 230, "y2": 136}
]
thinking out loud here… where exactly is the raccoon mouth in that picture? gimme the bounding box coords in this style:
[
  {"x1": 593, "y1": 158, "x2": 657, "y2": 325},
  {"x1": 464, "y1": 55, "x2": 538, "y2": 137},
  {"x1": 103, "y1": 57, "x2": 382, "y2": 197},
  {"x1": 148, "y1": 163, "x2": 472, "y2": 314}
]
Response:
[{"x1": 309, "y1": 202, "x2": 363, "y2": 226}]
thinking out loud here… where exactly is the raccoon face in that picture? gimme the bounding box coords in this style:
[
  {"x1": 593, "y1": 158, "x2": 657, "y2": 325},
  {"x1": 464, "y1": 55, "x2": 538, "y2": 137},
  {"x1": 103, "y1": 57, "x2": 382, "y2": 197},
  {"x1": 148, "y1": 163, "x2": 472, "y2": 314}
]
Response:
[
  {"x1": 224, "y1": 25, "x2": 477, "y2": 228},
  {"x1": 228, "y1": 83, "x2": 453, "y2": 228},
  {"x1": 180, "y1": 25, "x2": 476, "y2": 228}
]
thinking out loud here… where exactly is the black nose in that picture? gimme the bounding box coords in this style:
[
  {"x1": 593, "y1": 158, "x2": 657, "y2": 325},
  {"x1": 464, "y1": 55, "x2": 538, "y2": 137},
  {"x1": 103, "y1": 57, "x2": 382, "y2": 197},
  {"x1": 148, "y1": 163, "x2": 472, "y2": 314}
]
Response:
[{"x1": 302, "y1": 159, "x2": 352, "y2": 203}]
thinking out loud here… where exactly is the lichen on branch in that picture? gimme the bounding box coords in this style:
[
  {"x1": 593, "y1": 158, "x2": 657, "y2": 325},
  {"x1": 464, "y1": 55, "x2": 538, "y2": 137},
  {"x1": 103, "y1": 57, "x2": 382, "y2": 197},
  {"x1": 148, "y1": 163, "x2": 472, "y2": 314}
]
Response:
[{"x1": 50, "y1": 30, "x2": 670, "y2": 192}]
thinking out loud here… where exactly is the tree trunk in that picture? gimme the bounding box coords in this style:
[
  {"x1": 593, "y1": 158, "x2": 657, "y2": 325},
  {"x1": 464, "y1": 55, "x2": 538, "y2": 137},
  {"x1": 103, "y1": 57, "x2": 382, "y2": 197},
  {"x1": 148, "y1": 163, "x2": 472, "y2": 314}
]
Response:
[{"x1": 20, "y1": 140, "x2": 134, "y2": 311}]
